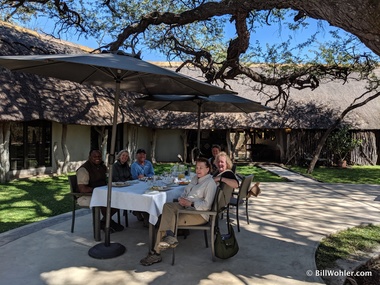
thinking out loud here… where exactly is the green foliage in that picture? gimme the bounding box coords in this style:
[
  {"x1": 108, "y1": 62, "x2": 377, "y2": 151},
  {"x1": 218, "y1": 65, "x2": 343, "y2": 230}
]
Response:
[
  {"x1": 316, "y1": 224, "x2": 380, "y2": 269},
  {"x1": 326, "y1": 125, "x2": 362, "y2": 162}
]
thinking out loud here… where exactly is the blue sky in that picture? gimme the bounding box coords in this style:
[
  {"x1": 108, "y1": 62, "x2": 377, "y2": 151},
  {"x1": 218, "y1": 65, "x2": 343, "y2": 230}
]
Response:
[{"x1": 19, "y1": 13, "x2": 375, "y2": 62}]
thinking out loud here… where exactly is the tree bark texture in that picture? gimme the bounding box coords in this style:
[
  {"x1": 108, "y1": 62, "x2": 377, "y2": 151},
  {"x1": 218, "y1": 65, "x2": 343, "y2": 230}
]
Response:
[
  {"x1": 180, "y1": 130, "x2": 188, "y2": 164},
  {"x1": 151, "y1": 129, "x2": 157, "y2": 164},
  {"x1": 351, "y1": 131, "x2": 378, "y2": 165},
  {"x1": 0, "y1": 122, "x2": 10, "y2": 183},
  {"x1": 61, "y1": 124, "x2": 69, "y2": 174}
]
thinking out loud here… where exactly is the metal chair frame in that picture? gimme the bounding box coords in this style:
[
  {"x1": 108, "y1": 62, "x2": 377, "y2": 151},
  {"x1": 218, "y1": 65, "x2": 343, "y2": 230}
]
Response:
[
  {"x1": 172, "y1": 183, "x2": 234, "y2": 265},
  {"x1": 227, "y1": 174, "x2": 254, "y2": 232},
  {"x1": 68, "y1": 175, "x2": 121, "y2": 239}
]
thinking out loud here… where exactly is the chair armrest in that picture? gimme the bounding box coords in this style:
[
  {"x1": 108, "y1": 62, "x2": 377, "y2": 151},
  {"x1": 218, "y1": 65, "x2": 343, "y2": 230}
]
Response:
[
  {"x1": 69, "y1": 193, "x2": 92, "y2": 197},
  {"x1": 178, "y1": 208, "x2": 217, "y2": 216},
  {"x1": 235, "y1": 173, "x2": 244, "y2": 181}
]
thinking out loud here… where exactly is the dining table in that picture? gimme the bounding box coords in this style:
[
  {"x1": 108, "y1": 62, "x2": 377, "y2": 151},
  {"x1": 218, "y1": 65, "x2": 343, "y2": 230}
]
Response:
[{"x1": 90, "y1": 179, "x2": 186, "y2": 250}]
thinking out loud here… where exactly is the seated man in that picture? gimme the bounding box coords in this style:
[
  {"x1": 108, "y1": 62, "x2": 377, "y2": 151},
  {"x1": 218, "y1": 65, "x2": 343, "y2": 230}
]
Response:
[
  {"x1": 76, "y1": 149, "x2": 124, "y2": 232},
  {"x1": 131, "y1": 148, "x2": 155, "y2": 179},
  {"x1": 131, "y1": 148, "x2": 155, "y2": 225}
]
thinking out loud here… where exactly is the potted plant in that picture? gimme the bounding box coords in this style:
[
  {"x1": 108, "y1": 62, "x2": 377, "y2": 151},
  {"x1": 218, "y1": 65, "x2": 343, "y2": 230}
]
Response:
[{"x1": 325, "y1": 125, "x2": 362, "y2": 167}]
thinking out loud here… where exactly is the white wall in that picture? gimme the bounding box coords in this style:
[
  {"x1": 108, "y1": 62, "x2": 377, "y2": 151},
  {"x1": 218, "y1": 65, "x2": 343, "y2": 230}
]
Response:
[
  {"x1": 52, "y1": 122, "x2": 91, "y2": 170},
  {"x1": 156, "y1": 129, "x2": 183, "y2": 162},
  {"x1": 123, "y1": 126, "x2": 183, "y2": 162}
]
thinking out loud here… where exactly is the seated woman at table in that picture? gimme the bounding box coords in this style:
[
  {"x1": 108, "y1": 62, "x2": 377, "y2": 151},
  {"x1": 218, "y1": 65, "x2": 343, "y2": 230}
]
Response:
[
  {"x1": 112, "y1": 149, "x2": 132, "y2": 182},
  {"x1": 140, "y1": 157, "x2": 217, "y2": 266},
  {"x1": 209, "y1": 144, "x2": 221, "y2": 176},
  {"x1": 212, "y1": 151, "x2": 239, "y2": 189}
]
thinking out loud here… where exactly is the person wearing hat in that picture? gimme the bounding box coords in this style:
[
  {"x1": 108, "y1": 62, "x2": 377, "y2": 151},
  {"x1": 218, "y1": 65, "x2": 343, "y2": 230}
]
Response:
[
  {"x1": 131, "y1": 148, "x2": 155, "y2": 180},
  {"x1": 131, "y1": 148, "x2": 155, "y2": 226}
]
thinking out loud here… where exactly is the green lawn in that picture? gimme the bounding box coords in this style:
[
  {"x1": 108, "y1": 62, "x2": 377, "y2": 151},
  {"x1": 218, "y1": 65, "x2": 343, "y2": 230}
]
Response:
[
  {"x1": 289, "y1": 165, "x2": 380, "y2": 184},
  {"x1": 0, "y1": 175, "x2": 72, "y2": 233},
  {"x1": 316, "y1": 224, "x2": 380, "y2": 269}
]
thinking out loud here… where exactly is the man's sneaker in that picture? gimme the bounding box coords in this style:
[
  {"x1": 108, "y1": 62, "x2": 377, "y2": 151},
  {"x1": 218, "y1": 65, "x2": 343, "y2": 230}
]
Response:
[
  {"x1": 158, "y1": 235, "x2": 179, "y2": 250},
  {"x1": 140, "y1": 252, "x2": 162, "y2": 266},
  {"x1": 110, "y1": 220, "x2": 124, "y2": 232}
]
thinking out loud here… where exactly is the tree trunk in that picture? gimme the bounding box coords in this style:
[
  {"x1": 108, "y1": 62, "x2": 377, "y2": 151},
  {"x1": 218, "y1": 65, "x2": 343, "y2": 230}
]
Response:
[
  {"x1": 0, "y1": 122, "x2": 10, "y2": 183},
  {"x1": 151, "y1": 129, "x2": 157, "y2": 164},
  {"x1": 61, "y1": 124, "x2": 69, "y2": 174},
  {"x1": 351, "y1": 131, "x2": 377, "y2": 165},
  {"x1": 307, "y1": 91, "x2": 380, "y2": 174},
  {"x1": 243, "y1": 130, "x2": 250, "y2": 159},
  {"x1": 226, "y1": 129, "x2": 232, "y2": 156},
  {"x1": 232, "y1": 131, "x2": 239, "y2": 161},
  {"x1": 53, "y1": 142, "x2": 63, "y2": 175},
  {"x1": 180, "y1": 130, "x2": 188, "y2": 163}
]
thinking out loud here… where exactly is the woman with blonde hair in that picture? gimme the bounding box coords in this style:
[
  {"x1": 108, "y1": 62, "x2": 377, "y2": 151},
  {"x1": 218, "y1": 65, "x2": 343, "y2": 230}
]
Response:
[
  {"x1": 112, "y1": 149, "x2": 132, "y2": 182},
  {"x1": 212, "y1": 151, "x2": 239, "y2": 189}
]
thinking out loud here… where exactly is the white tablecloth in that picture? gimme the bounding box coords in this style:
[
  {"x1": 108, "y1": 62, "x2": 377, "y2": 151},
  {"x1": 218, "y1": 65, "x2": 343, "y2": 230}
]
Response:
[{"x1": 90, "y1": 181, "x2": 185, "y2": 225}]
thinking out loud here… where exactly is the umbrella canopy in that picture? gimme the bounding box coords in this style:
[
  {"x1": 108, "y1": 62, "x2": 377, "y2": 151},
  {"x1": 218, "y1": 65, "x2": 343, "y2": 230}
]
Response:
[
  {"x1": 134, "y1": 94, "x2": 272, "y2": 149},
  {"x1": 0, "y1": 51, "x2": 237, "y2": 258},
  {"x1": 0, "y1": 52, "x2": 236, "y2": 96}
]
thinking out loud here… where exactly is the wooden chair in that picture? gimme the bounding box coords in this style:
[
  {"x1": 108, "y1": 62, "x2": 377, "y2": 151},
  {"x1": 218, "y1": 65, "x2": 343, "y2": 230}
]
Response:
[
  {"x1": 172, "y1": 182, "x2": 234, "y2": 265},
  {"x1": 68, "y1": 175, "x2": 121, "y2": 238},
  {"x1": 227, "y1": 174, "x2": 254, "y2": 232}
]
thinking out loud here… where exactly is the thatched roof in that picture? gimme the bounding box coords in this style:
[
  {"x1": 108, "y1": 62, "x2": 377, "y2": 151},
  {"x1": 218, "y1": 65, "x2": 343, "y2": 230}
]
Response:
[
  {"x1": 168, "y1": 65, "x2": 380, "y2": 130},
  {"x1": 0, "y1": 21, "x2": 154, "y2": 126},
  {"x1": 1, "y1": 21, "x2": 380, "y2": 131}
]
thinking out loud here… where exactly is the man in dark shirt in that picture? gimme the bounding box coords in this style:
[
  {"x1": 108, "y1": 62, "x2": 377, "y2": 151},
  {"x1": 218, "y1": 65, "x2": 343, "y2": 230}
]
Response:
[{"x1": 77, "y1": 149, "x2": 124, "y2": 232}]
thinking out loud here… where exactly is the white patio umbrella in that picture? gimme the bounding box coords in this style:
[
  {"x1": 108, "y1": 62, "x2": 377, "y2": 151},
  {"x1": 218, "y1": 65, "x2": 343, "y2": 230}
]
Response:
[
  {"x1": 0, "y1": 51, "x2": 237, "y2": 259},
  {"x1": 134, "y1": 94, "x2": 272, "y2": 151}
]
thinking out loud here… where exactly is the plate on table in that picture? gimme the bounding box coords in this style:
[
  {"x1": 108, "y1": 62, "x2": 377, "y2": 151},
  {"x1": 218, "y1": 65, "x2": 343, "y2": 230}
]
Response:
[
  {"x1": 112, "y1": 181, "x2": 130, "y2": 187},
  {"x1": 149, "y1": 186, "x2": 172, "y2": 191},
  {"x1": 144, "y1": 190, "x2": 159, "y2": 195},
  {"x1": 178, "y1": 181, "x2": 190, "y2": 185}
]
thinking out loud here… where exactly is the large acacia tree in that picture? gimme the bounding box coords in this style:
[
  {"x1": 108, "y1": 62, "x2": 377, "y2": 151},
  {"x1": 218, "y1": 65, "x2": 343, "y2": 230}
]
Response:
[{"x1": 1, "y1": 0, "x2": 380, "y2": 172}]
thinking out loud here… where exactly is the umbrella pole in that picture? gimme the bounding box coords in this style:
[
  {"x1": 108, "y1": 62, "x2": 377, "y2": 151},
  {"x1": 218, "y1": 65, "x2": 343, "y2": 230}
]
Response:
[
  {"x1": 197, "y1": 103, "x2": 201, "y2": 152},
  {"x1": 89, "y1": 79, "x2": 126, "y2": 259}
]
